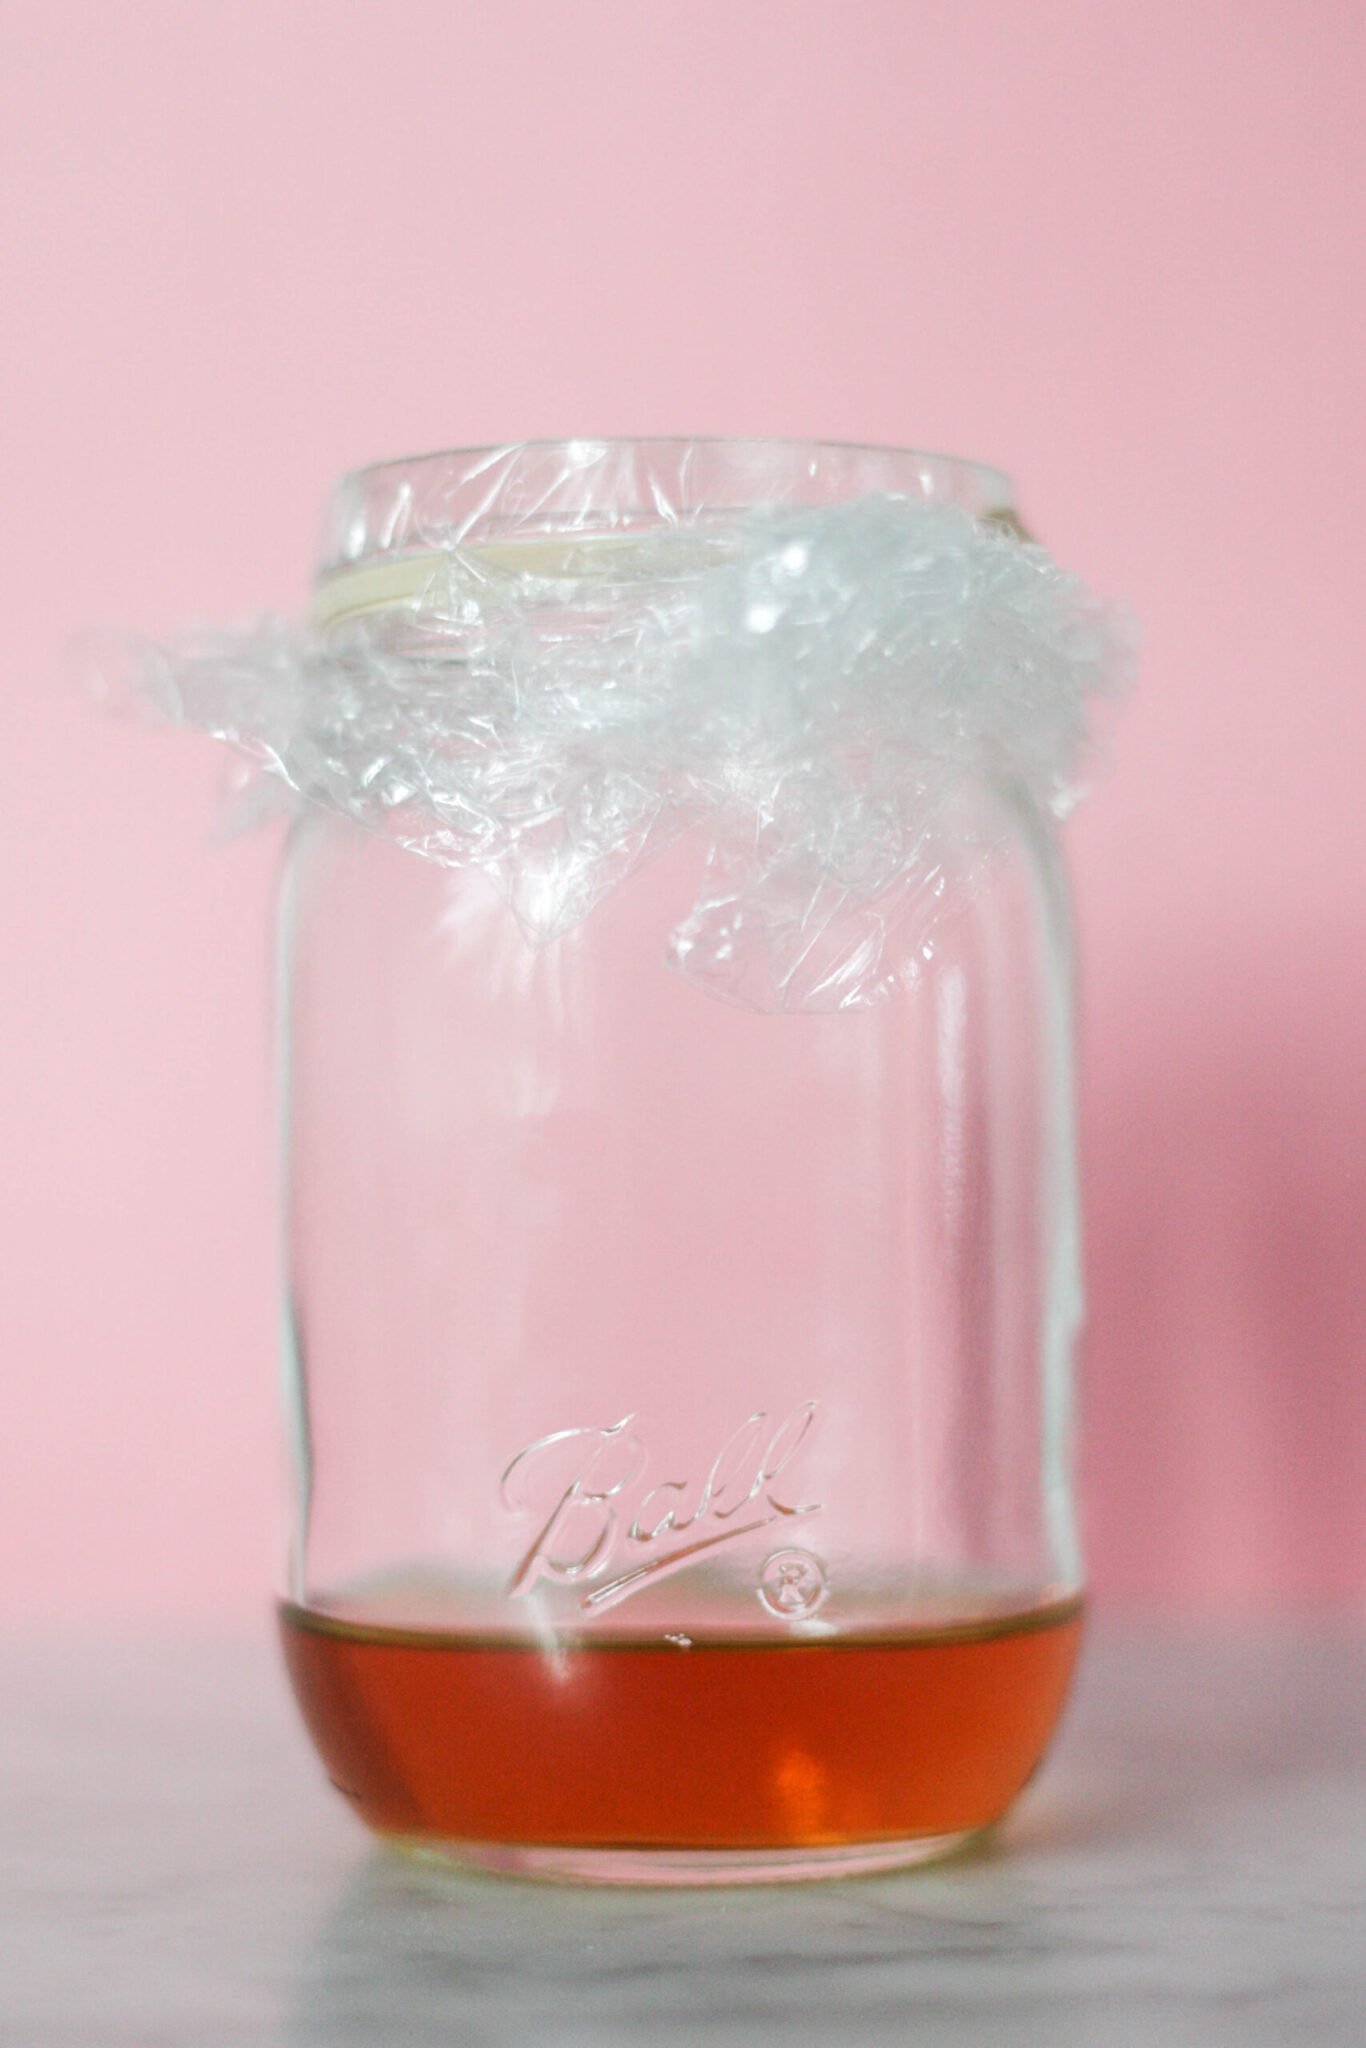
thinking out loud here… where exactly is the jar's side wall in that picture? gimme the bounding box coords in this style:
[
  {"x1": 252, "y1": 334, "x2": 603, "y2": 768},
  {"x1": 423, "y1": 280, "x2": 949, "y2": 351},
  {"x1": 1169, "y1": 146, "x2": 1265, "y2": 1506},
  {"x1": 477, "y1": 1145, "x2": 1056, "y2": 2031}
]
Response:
[
  {"x1": 274, "y1": 818, "x2": 317, "y2": 1606},
  {"x1": 1013, "y1": 791, "x2": 1084, "y2": 1591},
  {"x1": 920, "y1": 786, "x2": 1080, "y2": 1598},
  {"x1": 278, "y1": 809, "x2": 1080, "y2": 1634}
]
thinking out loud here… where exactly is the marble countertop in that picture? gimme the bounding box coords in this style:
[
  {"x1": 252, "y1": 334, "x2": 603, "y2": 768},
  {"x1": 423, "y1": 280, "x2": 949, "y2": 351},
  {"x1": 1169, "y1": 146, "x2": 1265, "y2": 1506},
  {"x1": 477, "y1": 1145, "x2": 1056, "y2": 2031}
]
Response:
[{"x1": 4, "y1": 1622, "x2": 1363, "y2": 2046}]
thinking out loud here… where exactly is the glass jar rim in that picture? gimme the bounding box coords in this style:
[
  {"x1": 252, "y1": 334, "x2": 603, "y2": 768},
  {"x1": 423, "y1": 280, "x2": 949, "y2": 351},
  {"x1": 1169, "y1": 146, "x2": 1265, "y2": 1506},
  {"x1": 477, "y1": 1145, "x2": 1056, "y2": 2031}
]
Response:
[{"x1": 318, "y1": 437, "x2": 1017, "y2": 592}]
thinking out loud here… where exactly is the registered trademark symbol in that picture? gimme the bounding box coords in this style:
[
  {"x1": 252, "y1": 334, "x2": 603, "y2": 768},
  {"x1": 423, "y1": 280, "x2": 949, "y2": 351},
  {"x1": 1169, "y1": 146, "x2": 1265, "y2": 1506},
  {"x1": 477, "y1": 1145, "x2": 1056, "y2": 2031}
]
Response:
[{"x1": 757, "y1": 1547, "x2": 829, "y2": 1620}]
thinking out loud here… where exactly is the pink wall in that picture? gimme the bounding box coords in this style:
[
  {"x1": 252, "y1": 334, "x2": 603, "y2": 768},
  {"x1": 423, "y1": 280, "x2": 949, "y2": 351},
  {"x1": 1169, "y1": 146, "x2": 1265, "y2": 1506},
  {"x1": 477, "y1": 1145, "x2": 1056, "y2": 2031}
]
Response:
[{"x1": 2, "y1": 1, "x2": 1362, "y2": 1619}]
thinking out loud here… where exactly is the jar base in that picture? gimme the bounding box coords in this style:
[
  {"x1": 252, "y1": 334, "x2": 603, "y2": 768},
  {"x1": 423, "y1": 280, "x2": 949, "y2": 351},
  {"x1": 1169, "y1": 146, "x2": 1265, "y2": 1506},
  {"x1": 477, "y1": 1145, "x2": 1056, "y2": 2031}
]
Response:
[{"x1": 390, "y1": 1826, "x2": 989, "y2": 1888}]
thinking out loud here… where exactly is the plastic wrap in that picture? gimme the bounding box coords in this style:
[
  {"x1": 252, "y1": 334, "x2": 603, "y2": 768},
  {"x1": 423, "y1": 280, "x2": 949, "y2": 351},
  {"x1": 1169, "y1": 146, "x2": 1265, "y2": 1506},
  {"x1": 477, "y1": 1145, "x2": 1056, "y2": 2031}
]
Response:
[{"x1": 104, "y1": 441, "x2": 1133, "y2": 1010}]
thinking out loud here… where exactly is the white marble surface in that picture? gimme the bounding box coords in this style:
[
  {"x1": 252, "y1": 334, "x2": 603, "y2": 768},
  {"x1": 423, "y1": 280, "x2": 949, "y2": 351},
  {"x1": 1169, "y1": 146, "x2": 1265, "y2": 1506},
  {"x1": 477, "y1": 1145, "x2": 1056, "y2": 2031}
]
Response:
[{"x1": 3, "y1": 1622, "x2": 1363, "y2": 2046}]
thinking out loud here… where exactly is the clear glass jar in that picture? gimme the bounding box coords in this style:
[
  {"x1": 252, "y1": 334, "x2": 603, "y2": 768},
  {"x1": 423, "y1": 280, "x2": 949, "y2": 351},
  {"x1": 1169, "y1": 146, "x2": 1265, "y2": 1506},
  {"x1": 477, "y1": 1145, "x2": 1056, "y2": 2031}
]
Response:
[{"x1": 275, "y1": 441, "x2": 1086, "y2": 1884}]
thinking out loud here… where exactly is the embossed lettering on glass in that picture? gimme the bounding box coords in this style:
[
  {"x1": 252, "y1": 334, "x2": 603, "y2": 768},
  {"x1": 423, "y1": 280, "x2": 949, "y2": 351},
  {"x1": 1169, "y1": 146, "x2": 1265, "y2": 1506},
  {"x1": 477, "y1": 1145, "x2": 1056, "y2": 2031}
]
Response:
[{"x1": 131, "y1": 439, "x2": 1130, "y2": 1883}]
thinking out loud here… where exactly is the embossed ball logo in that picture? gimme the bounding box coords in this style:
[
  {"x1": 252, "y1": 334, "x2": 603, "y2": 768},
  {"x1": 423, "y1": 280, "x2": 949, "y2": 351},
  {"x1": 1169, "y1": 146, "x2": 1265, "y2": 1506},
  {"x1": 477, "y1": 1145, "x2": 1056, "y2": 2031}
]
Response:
[
  {"x1": 757, "y1": 1547, "x2": 828, "y2": 1620},
  {"x1": 500, "y1": 1403, "x2": 822, "y2": 1615}
]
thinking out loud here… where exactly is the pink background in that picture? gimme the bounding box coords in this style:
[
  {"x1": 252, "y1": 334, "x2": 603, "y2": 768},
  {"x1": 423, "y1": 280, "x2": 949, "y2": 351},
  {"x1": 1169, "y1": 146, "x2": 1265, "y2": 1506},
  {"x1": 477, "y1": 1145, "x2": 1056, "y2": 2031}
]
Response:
[{"x1": 2, "y1": 1, "x2": 1362, "y2": 1621}]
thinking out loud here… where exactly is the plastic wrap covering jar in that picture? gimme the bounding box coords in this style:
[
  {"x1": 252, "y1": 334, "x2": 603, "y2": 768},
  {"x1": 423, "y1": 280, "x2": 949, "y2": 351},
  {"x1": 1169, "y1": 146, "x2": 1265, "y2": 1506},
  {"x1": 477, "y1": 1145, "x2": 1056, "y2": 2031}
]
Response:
[{"x1": 274, "y1": 440, "x2": 1091, "y2": 1886}]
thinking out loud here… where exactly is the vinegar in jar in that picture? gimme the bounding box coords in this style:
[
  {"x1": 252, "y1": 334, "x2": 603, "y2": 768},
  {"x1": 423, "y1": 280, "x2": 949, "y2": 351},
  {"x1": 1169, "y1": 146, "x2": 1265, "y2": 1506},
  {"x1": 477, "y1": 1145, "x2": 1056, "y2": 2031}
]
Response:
[{"x1": 279, "y1": 1594, "x2": 1082, "y2": 1879}]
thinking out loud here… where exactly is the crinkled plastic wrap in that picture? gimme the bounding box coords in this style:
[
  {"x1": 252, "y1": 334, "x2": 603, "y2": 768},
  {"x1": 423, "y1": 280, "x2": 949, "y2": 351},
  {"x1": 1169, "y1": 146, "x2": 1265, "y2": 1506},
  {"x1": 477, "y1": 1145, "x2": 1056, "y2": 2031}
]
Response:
[{"x1": 108, "y1": 441, "x2": 1133, "y2": 1010}]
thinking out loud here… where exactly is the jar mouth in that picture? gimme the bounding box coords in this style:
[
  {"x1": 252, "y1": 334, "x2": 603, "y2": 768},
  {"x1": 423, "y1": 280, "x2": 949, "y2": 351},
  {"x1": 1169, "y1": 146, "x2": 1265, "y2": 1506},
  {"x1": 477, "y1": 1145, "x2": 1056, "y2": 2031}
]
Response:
[{"x1": 317, "y1": 437, "x2": 1017, "y2": 591}]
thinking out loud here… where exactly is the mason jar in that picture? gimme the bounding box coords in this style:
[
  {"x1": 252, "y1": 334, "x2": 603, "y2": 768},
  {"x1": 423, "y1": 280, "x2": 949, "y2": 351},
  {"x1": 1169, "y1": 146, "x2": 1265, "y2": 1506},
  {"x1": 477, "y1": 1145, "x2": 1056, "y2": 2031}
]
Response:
[{"x1": 270, "y1": 440, "x2": 1092, "y2": 1884}]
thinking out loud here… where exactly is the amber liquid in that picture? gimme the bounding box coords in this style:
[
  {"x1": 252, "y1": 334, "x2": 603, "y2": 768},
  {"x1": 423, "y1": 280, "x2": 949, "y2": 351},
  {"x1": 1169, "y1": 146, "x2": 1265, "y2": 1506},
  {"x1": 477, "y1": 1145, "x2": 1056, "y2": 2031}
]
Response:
[{"x1": 280, "y1": 1596, "x2": 1082, "y2": 1854}]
